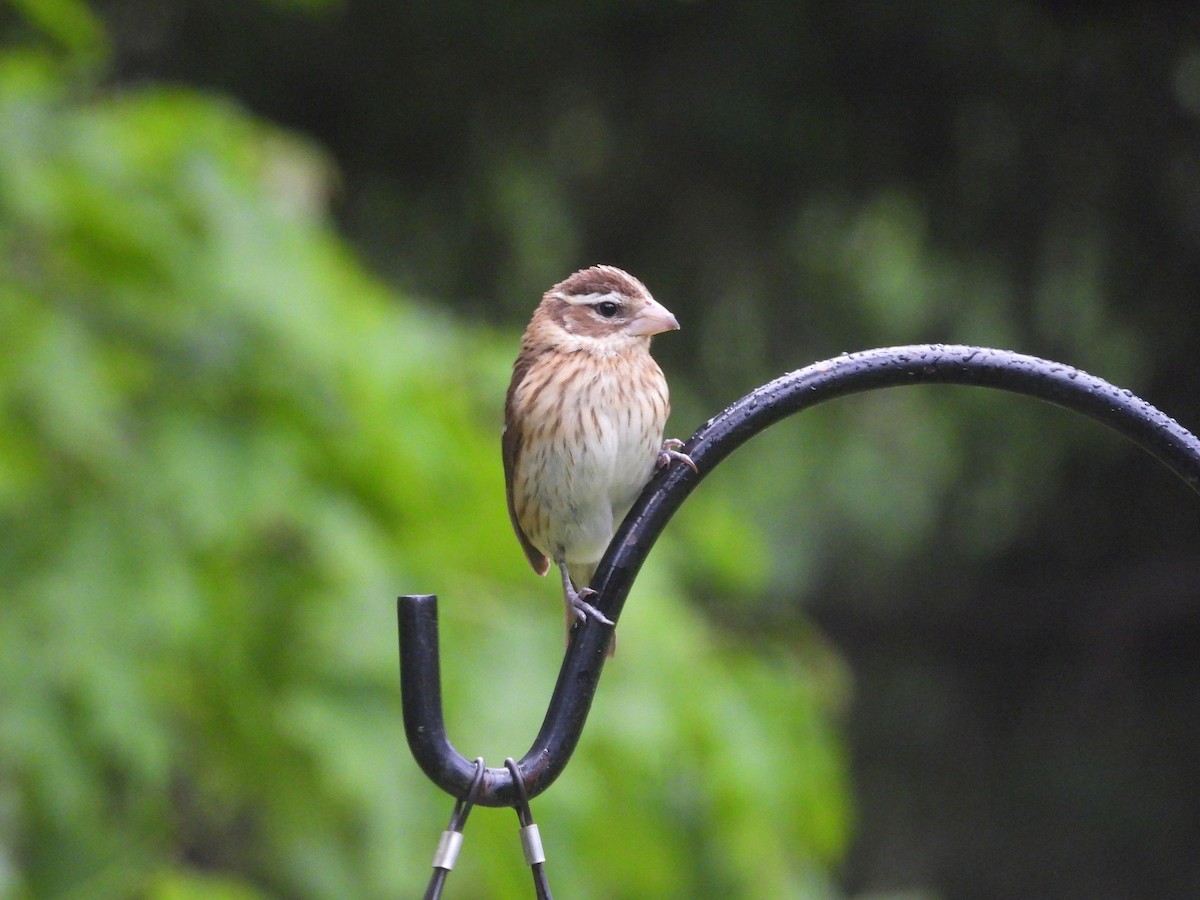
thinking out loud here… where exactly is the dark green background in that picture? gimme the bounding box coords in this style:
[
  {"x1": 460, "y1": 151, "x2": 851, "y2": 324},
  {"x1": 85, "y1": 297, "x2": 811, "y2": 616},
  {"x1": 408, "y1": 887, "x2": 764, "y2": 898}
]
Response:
[{"x1": 4, "y1": 1, "x2": 1200, "y2": 897}]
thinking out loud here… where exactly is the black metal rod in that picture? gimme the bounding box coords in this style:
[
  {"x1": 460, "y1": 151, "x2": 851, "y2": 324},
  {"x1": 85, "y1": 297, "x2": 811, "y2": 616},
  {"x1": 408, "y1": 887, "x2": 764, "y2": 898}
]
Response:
[{"x1": 398, "y1": 344, "x2": 1200, "y2": 807}]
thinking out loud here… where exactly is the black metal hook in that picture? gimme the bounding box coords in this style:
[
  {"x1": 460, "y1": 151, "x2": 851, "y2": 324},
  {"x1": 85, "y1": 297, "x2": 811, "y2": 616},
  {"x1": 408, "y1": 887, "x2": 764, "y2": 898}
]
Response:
[{"x1": 398, "y1": 344, "x2": 1200, "y2": 807}]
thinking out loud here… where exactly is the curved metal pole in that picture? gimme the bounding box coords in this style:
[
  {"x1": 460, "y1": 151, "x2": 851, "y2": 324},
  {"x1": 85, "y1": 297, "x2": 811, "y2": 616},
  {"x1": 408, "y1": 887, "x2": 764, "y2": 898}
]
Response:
[{"x1": 398, "y1": 344, "x2": 1200, "y2": 807}]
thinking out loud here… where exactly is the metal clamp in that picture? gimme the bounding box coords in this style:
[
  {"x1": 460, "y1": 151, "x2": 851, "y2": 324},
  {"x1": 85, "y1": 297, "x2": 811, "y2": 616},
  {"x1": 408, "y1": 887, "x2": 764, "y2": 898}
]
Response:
[{"x1": 423, "y1": 757, "x2": 486, "y2": 900}]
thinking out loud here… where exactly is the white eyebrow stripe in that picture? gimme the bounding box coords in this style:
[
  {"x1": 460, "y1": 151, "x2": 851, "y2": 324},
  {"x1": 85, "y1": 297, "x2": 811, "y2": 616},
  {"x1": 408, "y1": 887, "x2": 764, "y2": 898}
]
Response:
[{"x1": 555, "y1": 290, "x2": 624, "y2": 307}]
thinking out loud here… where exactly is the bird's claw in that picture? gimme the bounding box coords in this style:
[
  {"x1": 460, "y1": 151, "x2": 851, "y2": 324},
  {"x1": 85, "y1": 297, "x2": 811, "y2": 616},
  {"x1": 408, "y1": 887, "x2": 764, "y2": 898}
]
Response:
[
  {"x1": 568, "y1": 587, "x2": 613, "y2": 626},
  {"x1": 657, "y1": 438, "x2": 698, "y2": 473}
]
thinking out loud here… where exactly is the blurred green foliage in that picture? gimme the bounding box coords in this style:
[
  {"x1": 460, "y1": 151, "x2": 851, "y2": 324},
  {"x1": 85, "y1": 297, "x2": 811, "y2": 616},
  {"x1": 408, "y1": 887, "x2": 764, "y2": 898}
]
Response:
[
  {"x1": 62, "y1": 0, "x2": 1200, "y2": 896},
  {"x1": 0, "y1": 5, "x2": 848, "y2": 898}
]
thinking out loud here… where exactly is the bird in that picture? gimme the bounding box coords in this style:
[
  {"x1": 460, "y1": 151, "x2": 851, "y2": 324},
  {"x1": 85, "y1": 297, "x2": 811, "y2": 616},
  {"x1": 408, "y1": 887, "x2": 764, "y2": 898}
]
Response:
[{"x1": 503, "y1": 265, "x2": 695, "y2": 652}]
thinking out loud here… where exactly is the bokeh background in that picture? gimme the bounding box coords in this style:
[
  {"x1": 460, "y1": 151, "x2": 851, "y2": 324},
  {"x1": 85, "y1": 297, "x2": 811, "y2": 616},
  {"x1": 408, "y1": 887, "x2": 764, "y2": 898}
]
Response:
[{"x1": 3, "y1": 1, "x2": 1200, "y2": 897}]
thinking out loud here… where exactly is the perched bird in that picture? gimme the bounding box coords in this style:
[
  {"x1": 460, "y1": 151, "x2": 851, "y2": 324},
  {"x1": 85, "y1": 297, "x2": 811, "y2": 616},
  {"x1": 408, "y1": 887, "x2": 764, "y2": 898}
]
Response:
[{"x1": 503, "y1": 265, "x2": 695, "y2": 651}]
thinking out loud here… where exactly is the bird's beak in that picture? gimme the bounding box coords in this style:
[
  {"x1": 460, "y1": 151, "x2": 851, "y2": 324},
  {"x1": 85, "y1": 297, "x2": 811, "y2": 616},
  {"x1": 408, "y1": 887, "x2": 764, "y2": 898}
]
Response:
[{"x1": 626, "y1": 297, "x2": 680, "y2": 336}]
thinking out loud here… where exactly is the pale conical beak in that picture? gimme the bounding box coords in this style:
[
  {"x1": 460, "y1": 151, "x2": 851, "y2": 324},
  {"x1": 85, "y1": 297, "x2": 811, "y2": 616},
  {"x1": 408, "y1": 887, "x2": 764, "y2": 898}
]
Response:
[{"x1": 626, "y1": 297, "x2": 680, "y2": 336}]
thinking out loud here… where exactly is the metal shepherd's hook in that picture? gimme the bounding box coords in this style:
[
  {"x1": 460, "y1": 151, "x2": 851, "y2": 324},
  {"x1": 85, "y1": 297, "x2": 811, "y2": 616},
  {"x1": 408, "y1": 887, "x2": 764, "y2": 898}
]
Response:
[{"x1": 398, "y1": 344, "x2": 1200, "y2": 808}]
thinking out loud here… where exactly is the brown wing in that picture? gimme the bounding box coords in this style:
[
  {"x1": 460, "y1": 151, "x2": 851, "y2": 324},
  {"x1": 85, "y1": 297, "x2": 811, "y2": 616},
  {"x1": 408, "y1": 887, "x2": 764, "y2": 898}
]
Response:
[{"x1": 503, "y1": 354, "x2": 551, "y2": 576}]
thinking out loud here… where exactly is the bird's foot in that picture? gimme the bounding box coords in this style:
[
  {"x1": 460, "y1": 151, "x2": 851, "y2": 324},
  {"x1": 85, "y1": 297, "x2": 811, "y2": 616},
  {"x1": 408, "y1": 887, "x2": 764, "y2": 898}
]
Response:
[
  {"x1": 657, "y1": 438, "x2": 698, "y2": 473},
  {"x1": 567, "y1": 586, "x2": 613, "y2": 627}
]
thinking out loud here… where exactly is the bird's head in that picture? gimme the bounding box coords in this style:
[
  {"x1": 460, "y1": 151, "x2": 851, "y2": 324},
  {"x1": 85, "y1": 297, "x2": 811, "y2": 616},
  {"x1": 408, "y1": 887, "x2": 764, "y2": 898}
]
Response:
[{"x1": 528, "y1": 265, "x2": 679, "y2": 353}]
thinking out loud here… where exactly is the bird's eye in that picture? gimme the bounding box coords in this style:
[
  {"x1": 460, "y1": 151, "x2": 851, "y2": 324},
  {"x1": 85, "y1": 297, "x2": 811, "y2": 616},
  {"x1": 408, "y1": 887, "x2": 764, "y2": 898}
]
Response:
[{"x1": 595, "y1": 300, "x2": 620, "y2": 318}]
